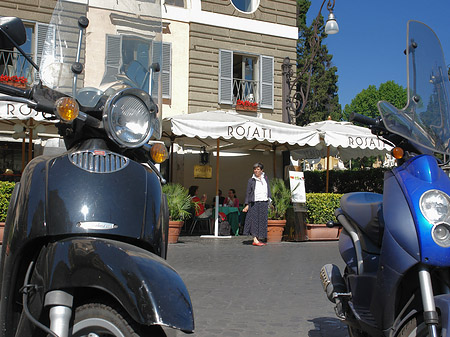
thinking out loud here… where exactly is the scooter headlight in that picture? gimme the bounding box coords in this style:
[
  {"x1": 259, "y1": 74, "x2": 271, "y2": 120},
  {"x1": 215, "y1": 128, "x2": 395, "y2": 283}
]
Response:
[
  {"x1": 103, "y1": 88, "x2": 157, "y2": 148},
  {"x1": 432, "y1": 223, "x2": 450, "y2": 247},
  {"x1": 420, "y1": 190, "x2": 450, "y2": 223}
]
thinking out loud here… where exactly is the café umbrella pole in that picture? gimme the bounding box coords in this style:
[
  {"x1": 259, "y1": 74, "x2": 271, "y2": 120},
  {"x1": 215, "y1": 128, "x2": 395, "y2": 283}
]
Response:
[{"x1": 201, "y1": 138, "x2": 231, "y2": 238}]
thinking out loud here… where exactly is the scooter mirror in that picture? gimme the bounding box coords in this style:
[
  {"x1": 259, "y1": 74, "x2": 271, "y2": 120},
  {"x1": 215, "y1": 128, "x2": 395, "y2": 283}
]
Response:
[{"x1": 0, "y1": 17, "x2": 26, "y2": 49}]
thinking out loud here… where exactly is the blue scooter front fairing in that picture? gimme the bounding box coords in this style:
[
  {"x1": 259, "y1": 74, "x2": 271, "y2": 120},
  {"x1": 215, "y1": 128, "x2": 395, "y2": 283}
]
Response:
[{"x1": 393, "y1": 154, "x2": 450, "y2": 266}]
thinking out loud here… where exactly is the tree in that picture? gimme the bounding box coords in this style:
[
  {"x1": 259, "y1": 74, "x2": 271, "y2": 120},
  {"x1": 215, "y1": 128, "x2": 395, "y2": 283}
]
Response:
[
  {"x1": 294, "y1": 0, "x2": 341, "y2": 126},
  {"x1": 343, "y1": 80, "x2": 407, "y2": 120}
]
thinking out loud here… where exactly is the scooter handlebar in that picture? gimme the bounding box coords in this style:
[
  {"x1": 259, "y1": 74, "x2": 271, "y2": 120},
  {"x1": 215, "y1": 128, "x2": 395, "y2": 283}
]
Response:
[{"x1": 349, "y1": 112, "x2": 378, "y2": 126}]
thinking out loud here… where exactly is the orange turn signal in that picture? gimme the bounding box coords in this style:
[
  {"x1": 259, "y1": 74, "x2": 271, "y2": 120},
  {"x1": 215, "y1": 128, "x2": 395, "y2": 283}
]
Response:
[
  {"x1": 392, "y1": 147, "x2": 404, "y2": 159},
  {"x1": 55, "y1": 97, "x2": 79, "y2": 122},
  {"x1": 151, "y1": 143, "x2": 168, "y2": 163}
]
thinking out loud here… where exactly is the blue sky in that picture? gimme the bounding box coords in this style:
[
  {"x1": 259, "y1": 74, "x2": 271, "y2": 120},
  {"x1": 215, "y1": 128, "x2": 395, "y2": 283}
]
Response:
[{"x1": 307, "y1": 0, "x2": 450, "y2": 114}]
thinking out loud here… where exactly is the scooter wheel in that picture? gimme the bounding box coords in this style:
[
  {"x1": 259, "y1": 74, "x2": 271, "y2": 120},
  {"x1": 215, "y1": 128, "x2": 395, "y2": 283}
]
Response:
[
  {"x1": 396, "y1": 314, "x2": 441, "y2": 337},
  {"x1": 71, "y1": 302, "x2": 166, "y2": 337}
]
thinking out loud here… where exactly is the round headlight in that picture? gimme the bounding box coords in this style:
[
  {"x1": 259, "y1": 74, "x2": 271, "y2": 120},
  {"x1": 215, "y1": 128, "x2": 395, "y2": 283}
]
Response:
[
  {"x1": 432, "y1": 223, "x2": 450, "y2": 247},
  {"x1": 103, "y1": 88, "x2": 156, "y2": 148},
  {"x1": 420, "y1": 190, "x2": 450, "y2": 223}
]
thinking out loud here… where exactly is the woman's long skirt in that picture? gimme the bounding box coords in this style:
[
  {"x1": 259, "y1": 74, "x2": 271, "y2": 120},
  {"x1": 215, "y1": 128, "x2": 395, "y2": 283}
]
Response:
[{"x1": 243, "y1": 201, "x2": 268, "y2": 239}]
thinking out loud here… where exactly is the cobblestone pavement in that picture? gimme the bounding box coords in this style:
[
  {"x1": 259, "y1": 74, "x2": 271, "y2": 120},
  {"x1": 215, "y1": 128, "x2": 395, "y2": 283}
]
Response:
[{"x1": 163, "y1": 235, "x2": 349, "y2": 337}]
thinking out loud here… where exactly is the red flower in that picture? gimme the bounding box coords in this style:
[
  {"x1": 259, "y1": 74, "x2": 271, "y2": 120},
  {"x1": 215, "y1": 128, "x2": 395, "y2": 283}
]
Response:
[{"x1": 236, "y1": 100, "x2": 258, "y2": 107}]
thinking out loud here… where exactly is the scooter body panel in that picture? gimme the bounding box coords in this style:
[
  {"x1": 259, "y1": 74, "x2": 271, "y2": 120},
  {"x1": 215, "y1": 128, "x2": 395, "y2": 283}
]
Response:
[
  {"x1": 3, "y1": 147, "x2": 166, "y2": 252},
  {"x1": 393, "y1": 155, "x2": 450, "y2": 266},
  {"x1": 17, "y1": 237, "x2": 194, "y2": 334}
]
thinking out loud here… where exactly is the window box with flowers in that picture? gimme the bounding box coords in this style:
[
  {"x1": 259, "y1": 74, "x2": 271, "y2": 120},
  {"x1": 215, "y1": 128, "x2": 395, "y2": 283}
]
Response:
[
  {"x1": 235, "y1": 99, "x2": 258, "y2": 112},
  {"x1": 0, "y1": 75, "x2": 28, "y2": 88}
]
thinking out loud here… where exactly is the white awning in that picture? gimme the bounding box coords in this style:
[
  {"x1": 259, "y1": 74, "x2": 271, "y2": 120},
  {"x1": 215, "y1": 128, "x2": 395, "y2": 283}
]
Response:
[
  {"x1": 292, "y1": 120, "x2": 392, "y2": 161},
  {"x1": 0, "y1": 98, "x2": 53, "y2": 122},
  {"x1": 162, "y1": 110, "x2": 320, "y2": 151}
]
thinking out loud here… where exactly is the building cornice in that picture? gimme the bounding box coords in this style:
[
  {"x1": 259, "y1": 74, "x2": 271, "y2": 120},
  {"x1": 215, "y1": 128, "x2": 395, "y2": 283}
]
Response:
[{"x1": 162, "y1": 3, "x2": 298, "y2": 40}]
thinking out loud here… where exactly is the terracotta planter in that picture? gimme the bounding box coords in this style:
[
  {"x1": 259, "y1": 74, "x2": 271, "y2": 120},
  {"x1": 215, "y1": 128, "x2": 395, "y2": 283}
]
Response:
[
  {"x1": 168, "y1": 220, "x2": 184, "y2": 244},
  {"x1": 236, "y1": 105, "x2": 257, "y2": 112},
  {"x1": 267, "y1": 219, "x2": 286, "y2": 243},
  {"x1": 305, "y1": 224, "x2": 341, "y2": 241},
  {"x1": 0, "y1": 222, "x2": 4, "y2": 245}
]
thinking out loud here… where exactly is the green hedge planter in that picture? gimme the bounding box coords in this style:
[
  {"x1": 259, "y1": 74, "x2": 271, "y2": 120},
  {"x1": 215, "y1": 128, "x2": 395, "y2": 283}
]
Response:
[
  {"x1": 305, "y1": 193, "x2": 343, "y2": 241},
  {"x1": 1, "y1": 181, "x2": 15, "y2": 222},
  {"x1": 0, "y1": 181, "x2": 15, "y2": 244}
]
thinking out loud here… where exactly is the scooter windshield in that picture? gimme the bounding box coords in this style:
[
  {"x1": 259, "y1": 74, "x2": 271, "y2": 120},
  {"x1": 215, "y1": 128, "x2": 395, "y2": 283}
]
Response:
[
  {"x1": 378, "y1": 20, "x2": 450, "y2": 155},
  {"x1": 39, "y1": 0, "x2": 163, "y2": 133}
]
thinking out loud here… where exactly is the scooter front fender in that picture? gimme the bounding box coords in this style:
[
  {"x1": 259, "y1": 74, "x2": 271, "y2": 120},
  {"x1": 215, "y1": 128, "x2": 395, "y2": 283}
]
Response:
[
  {"x1": 435, "y1": 294, "x2": 450, "y2": 337},
  {"x1": 33, "y1": 237, "x2": 194, "y2": 332}
]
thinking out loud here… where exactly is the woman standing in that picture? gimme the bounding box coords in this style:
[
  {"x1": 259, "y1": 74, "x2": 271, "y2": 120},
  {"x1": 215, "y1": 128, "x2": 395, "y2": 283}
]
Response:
[{"x1": 243, "y1": 162, "x2": 271, "y2": 246}]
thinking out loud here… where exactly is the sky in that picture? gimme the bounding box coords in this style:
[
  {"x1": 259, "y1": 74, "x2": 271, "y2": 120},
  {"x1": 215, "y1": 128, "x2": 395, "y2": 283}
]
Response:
[{"x1": 307, "y1": 0, "x2": 450, "y2": 113}]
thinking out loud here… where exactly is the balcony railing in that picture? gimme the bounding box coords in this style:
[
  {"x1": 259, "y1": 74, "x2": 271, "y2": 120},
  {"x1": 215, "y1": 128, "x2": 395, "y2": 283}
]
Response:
[
  {"x1": 232, "y1": 78, "x2": 258, "y2": 106},
  {"x1": 0, "y1": 49, "x2": 36, "y2": 83}
]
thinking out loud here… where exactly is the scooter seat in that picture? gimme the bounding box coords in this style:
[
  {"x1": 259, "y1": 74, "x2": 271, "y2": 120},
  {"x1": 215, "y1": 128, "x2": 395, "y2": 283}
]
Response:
[{"x1": 340, "y1": 192, "x2": 384, "y2": 246}]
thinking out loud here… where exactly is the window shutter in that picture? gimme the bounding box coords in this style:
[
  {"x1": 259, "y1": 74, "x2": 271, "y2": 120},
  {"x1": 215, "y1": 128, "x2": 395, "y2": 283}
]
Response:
[
  {"x1": 151, "y1": 41, "x2": 162, "y2": 100},
  {"x1": 162, "y1": 42, "x2": 171, "y2": 99},
  {"x1": 219, "y1": 49, "x2": 233, "y2": 104},
  {"x1": 105, "y1": 35, "x2": 122, "y2": 81},
  {"x1": 260, "y1": 55, "x2": 274, "y2": 109},
  {"x1": 35, "y1": 23, "x2": 55, "y2": 80}
]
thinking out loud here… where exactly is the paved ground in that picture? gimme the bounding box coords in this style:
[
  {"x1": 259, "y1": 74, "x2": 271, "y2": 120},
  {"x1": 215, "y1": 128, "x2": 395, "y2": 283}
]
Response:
[{"x1": 163, "y1": 235, "x2": 349, "y2": 337}]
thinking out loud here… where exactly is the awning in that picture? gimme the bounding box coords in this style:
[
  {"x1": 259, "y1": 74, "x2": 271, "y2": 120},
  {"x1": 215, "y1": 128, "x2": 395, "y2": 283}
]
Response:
[
  {"x1": 0, "y1": 98, "x2": 52, "y2": 122},
  {"x1": 292, "y1": 120, "x2": 392, "y2": 161},
  {"x1": 162, "y1": 110, "x2": 320, "y2": 151}
]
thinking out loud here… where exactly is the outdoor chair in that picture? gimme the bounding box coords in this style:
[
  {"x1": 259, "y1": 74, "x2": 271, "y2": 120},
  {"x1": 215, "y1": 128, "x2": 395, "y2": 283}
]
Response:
[{"x1": 189, "y1": 215, "x2": 211, "y2": 234}]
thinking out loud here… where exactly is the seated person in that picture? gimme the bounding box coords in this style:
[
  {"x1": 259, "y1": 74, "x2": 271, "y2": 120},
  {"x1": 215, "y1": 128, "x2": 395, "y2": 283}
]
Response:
[
  {"x1": 189, "y1": 185, "x2": 212, "y2": 218},
  {"x1": 211, "y1": 189, "x2": 225, "y2": 206},
  {"x1": 224, "y1": 189, "x2": 240, "y2": 207}
]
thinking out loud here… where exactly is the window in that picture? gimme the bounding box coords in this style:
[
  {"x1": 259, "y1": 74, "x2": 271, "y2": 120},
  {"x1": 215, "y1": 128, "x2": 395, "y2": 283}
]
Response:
[
  {"x1": 219, "y1": 49, "x2": 273, "y2": 109},
  {"x1": 105, "y1": 36, "x2": 171, "y2": 99},
  {"x1": 230, "y1": 0, "x2": 260, "y2": 13},
  {"x1": 0, "y1": 22, "x2": 53, "y2": 83},
  {"x1": 164, "y1": 0, "x2": 185, "y2": 8}
]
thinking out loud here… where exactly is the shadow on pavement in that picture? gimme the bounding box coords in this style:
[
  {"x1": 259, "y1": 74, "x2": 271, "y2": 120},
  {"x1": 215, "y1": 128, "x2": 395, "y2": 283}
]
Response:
[{"x1": 308, "y1": 317, "x2": 349, "y2": 337}]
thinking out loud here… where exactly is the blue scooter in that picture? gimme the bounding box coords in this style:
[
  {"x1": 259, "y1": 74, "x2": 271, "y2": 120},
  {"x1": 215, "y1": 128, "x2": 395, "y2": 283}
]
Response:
[{"x1": 321, "y1": 21, "x2": 450, "y2": 337}]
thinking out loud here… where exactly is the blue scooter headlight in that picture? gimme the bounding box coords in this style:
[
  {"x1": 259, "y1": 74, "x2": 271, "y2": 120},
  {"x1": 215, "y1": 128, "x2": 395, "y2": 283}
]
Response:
[
  {"x1": 432, "y1": 223, "x2": 450, "y2": 247},
  {"x1": 420, "y1": 190, "x2": 450, "y2": 223}
]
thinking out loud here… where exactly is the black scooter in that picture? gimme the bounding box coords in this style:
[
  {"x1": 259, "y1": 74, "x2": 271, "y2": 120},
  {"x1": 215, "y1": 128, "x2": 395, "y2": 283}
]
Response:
[{"x1": 0, "y1": 1, "x2": 194, "y2": 336}]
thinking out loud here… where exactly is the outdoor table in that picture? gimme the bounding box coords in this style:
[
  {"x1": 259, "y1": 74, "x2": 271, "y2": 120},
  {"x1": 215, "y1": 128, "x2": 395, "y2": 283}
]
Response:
[{"x1": 216, "y1": 206, "x2": 240, "y2": 235}]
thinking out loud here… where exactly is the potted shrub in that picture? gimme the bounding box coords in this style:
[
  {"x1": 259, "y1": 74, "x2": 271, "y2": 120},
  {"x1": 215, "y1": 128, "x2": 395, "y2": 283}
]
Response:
[
  {"x1": 0, "y1": 182, "x2": 15, "y2": 244},
  {"x1": 305, "y1": 193, "x2": 343, "y2": 240},
  {"x1": 267, "y1": 178, "x2": 291, "y2": 243},
  {"x1": 162, "y1": 183, "x2": 193, "y2": 243}
]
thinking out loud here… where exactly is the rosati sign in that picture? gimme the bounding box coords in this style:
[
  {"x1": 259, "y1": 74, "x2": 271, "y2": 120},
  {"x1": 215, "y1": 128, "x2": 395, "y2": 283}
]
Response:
[
  {"x1": 227, "y1": 125, "x2": 272, "y2": 139},
  {"x1": 347, "y1": 136, "x2": 388, "y2": 149},
  {"x1": 0, "y1": 101, "x2": 51, "y2": 121}
]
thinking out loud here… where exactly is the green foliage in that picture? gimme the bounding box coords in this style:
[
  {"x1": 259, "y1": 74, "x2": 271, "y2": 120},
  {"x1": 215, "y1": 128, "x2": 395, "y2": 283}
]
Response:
[
  {"x1": 0, "y1": 182, "x2": 15, "y2": 222},
  {"x1": 304, "y1": 168, "x2": 385, "y2": 194},
  {"x1": 295, "y1": 0, "x2": 341, "y2": 126},
  {"x1": 343, "y1": 80, "x2": 407, "y2": 120},
  {"x1": 162, "y1": 183, "x2": 193, "y2": 221},
  {"x1": 268, "y1": 178, "x2": 292, "y2": 220},
  {"x1": 305, "y1": 193, "x2": 342, "y2": 224}
]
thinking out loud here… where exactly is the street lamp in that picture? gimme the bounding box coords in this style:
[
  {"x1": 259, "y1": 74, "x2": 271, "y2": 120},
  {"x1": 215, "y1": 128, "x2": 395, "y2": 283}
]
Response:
[{"x1": 282, "y1": 0, "x2": 338, "y2": 124}]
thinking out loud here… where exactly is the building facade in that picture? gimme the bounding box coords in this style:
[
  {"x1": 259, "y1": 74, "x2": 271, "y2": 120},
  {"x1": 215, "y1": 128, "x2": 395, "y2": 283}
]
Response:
[
  {"x1": 161, "y1": 0, "x2": 299, "y2": 199},
  {"x1": 162, "y1": 0, "x2": 298, "y2": 121},
  {"x1": 0, "y1": 0, "x2": 299, "y2": 199}
]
